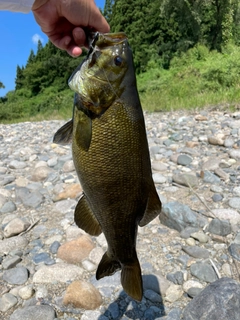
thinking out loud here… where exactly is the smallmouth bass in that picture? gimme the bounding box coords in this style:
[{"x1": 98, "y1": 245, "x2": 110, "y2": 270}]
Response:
[{"x1": 53, "y1": 32, "x2": 162, "y2": 301}]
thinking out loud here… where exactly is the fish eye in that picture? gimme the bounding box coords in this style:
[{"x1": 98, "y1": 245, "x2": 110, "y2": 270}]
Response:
[{"x1": 114, "y1": 56, "x2": 123, "y2": 66}]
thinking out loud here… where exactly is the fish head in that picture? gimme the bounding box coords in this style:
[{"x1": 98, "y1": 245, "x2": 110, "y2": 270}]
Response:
[{"x1": 68, "y1": 32, "x2": 131, "y2": 116}]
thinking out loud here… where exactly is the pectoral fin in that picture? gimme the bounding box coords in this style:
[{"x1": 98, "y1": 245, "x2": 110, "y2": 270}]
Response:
[
  {"x1": 74, "y1": 195, "x2": 102, "y2": 236},
  {"x1": 75, "y1": 110, "x2": 92, "y2": 151},
  {"x1": 139, "y1": 183, "x2": 162, "y2": 227},
  {"x1": 53, "y1": 120, "x2": 73, "y2": 145}
]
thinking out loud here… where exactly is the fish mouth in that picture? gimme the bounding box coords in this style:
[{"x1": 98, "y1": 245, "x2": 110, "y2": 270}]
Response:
[{"x1": 88, "y1": 32, "x2": 128, "y2": 54}]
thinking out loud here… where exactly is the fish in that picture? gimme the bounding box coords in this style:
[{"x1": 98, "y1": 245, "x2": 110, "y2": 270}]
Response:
[{"x1": 53, "y1": 32, "x2": 162, "y2": 301}]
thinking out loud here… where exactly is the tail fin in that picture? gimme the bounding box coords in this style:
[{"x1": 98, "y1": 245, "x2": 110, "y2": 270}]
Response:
[
  {"x1": 121, "y1": 258, "x2": 143, "y2": 301},
  {"x1": 96, "y1": 252, "x2": 121, "y2": 280}
]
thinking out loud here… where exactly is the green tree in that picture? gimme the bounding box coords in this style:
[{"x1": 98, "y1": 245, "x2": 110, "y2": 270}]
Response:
[
  {"x1": 0, "y1": 81, "x2": 5, "y2": 89},
  {"x1": 103, "y1": 0, "x2": 113, "y2": 23},
  {"x1": 15, "y1": 65, "x2": 25, "y2": 90}
]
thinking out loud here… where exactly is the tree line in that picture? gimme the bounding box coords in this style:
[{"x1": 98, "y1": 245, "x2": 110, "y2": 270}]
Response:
[
  {"x1": 1, "y1": 0, "x2": 240, "y2": 120},
  {"x1": 104, "y1": 0, "x2": 240, "y2": 71}
]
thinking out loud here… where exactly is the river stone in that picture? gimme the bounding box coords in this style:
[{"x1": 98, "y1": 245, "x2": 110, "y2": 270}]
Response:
[
  {"x1": 182, "y1": 277, "x2": 240, "y2": 320},
  {"x1": 152, "y1": 173, "x2": 167, "y2": 184},
  {"x1": 31, "y1": 166, "x2": 52, "y2": 181},
  {"x1": 229, "y1": 149, "x2": 240, "y2": 160},
  {"x1": 0, "y1": 201, "x2": 17, "y2": 213},
  {"x1": 142, "y1": 274, "x2": 170, "y2": 296},
  {"x1": 201, "y1": 158, "x2": 221, "y2": 171},
  {"x1": 0, "y1": 236, "x2": 28, "y2": 255},
  {"x1": 57, "y1": 235, "x2": 95, "y2": 264},
  {"x1": 160, "y1": 201, "x2": 207, "y2": 232},
  {"x1": 190, "y1": 262, "x2": 217, "y2": 283},
  {"x1": 63, "y1": 280, "x2": 102, "y2": 310},
  {"x1": 9, "y1": 160, "x2": 27, "y2": 169},
  {"x1": 177, "y1": 154, "x2": 193, "y2": 166},
  {"x1": 182, "y1": 246, "x2": 209, "y2": 259},
  {"x1": 10, "y1": 305, "x2": 56, "y2": 320},
  {"x1": 208, "y1": 219, "x2": 231, "y2": 236},
  {"x1": 3, "y1": 266, "x2": 29, "y2": 285},
  {"x1": 229, "y1": 197, "x2": 240, "y2": 210},
  {"x1": 4, "y1": 217, "x2": 30, "y2": 238},
  {"x1": 172, "y1": 173, "x2": 198, "y2": 187},
  {"x1": 33, "y1": 263, "x2": 83, "y2": 283},
  {"x1": 228, "y1": 243, "x2": 240, "y2": 261},
  {"x1": 211, "y1": 209, "x2": 240, "y2": 225},
  {"x1": 208, "y1": 135, "x2": 225, "y2": 146},
  {"x1": 202, "y1": 171, "x2": 221, "y2": 184},
  {"x1": 0, "y1": 293, "x2": 18, "y2": 312}
]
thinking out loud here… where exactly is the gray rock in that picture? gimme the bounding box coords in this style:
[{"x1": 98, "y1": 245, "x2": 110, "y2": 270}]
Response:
[
  {"x1": 33, "y1": 263, "x2": 83, "y2": 283},
  {"x1": 151, "y1": 162, "x2": 168, "y2": 172},
  {"x1": 2, "y1": 255, "x2": 21, "y2": 269},
  {"x1": 233, "y1": 232, "x2": 240, "y2": 245},
  {"x1": 16, "y1": 187, "x2": 44, "y2": 208},
  {"x1": 233, "y1": 186, "x2": 240, "y2": 196},
  {"x1": 152, "y1": 173, "x2": 167, "y2": 184},
  {"x1": 9, "y1": 160, "x2": 27, "y2": 169},
  {"x1": 212, "y1": 193, "x2": 223, "y2": 202},
  {"x1": 187, "y1": 287, "x2": 203, "y2": 298},
  {"x1": 49, "y1": 241, "x2": 61, "y2": 254},
  {"x1": 0, "y1": 201, "x2": 17, "y2": 213},
  {"x1": 144, "y1": 289, "x2": 162, "y2": 303},
  {"x1": 172, "y1": 173, "x2": 198, "y2": 187},
  {"x1": 202, "y1": 171, "x2": 221, "y2": 184},
  {"x1": 10, "y1": 305, "x2": 56, "y2": 320},
  {"x1": 182, "y1": 246, "x2": 209, "y2": 259},
  {"x1": 180, "y1": 227, "x2": 200, "y2": 239},
  {"x1": 4, "y1": 217, "x2": 31, "y2": 238},
  {"x1": 211, "y1": 208, "x2": 240, "y2": 225},
  {"x1": 33, "y1": 252, "x2": 51, "y2": 264},
  {"x1": 0, "y1": 236, "x2": 28, "y2": 255},
  {"x1": 208, "y1": 219, "x2": 231, "y2": 236},
  {"x1": 224, "y1": 137, "x2": 235, "y2": 148},
  {"x1": 229, "y1": 149, "x2": 240, "y2": 160},
  {"x1": 0, "y1": 194, "x2": 7, "y2": 209},
  {"x1": 177, "y1": 154, "x2": 193, "y2": 166},
  {"x1": 190, "y1": 231, "x2": 209, "y2": 243},
  {"x1": 202, "y1": 158, "x2": 221, "y2": 171},
  {"x1": 228, "y1": 243, "x2": 240, "y2": 261},
  {"x1": 160, "y1": 201, "x2": 207, "y2": 232},
  {"x1": 182, "y1": 277, "x2": 240, "y2": 320},
  {"x1": 0, "y1": 293, "x2": 18, "y2": 312},
  {"x1": 54, "y1": 199, "x2": 77, "y2": 214},
  {"x1": 142, "y1": 274, "x2": 170, "y2": 296},
  {"x1": 229, "y1": 197, "x2": 240, "y2": 210},
  {"x1": 3, "y1": 266, "x2": 29, "y2": 285},
  {"x1": 166, "y1": 271, "x2": 184, "y2": 285},
  {"x1": 190, "y1": 262, "x2": 217, "y2": 283},
  {"x1": 108, "y1": 301, "x2": 120, "y2": 319},
  {"x1": 0, "y1": 175, "x2": 15, "y2": 186}
]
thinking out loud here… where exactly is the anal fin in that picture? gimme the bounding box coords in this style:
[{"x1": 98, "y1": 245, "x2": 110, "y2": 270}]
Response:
[
  {"x1": 74, "y1": 195, "x2": 102, "y2": 236},
  {"x1": 96, "y1": 252, "x2": 121, "y2": 279},
  {"x1": 139, "y1": 183, "x2": 162, "y2": 227}
]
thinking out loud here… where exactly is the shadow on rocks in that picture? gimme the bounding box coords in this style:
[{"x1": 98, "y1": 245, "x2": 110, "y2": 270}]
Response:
[{"x1": 98, "y1": 274, "x2": 166, "y2": 320}]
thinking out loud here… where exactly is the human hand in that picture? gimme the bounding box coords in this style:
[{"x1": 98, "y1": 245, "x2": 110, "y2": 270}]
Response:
[{"x1": 32, "y1": 0, "x2": 110, "y2": 56}]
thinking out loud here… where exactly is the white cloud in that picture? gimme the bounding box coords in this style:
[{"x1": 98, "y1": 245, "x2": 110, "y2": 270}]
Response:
[{"x1": 32, "y1": 33, "x2": 44, "y2": 45}]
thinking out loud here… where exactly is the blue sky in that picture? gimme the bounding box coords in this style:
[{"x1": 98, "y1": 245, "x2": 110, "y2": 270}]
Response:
[{"x1": 0, "y1": 0, "x2": 105, "y2": 98}]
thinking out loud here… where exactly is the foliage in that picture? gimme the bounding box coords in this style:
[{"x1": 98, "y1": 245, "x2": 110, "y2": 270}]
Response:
[
  {"x1": 1, "y1": 0, "x2": 240, "y2": 123},
  {"x1": 137, "y1": 44, "x2": 240, "y2": 112},
  {"x1": 0, "y1": 81, "x2": 5, "y2": 89}
]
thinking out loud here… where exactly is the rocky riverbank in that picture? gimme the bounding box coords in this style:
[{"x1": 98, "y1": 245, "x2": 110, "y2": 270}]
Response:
[{"x1": 0, "y1": 110, "x2": 240, "y2": 320}]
